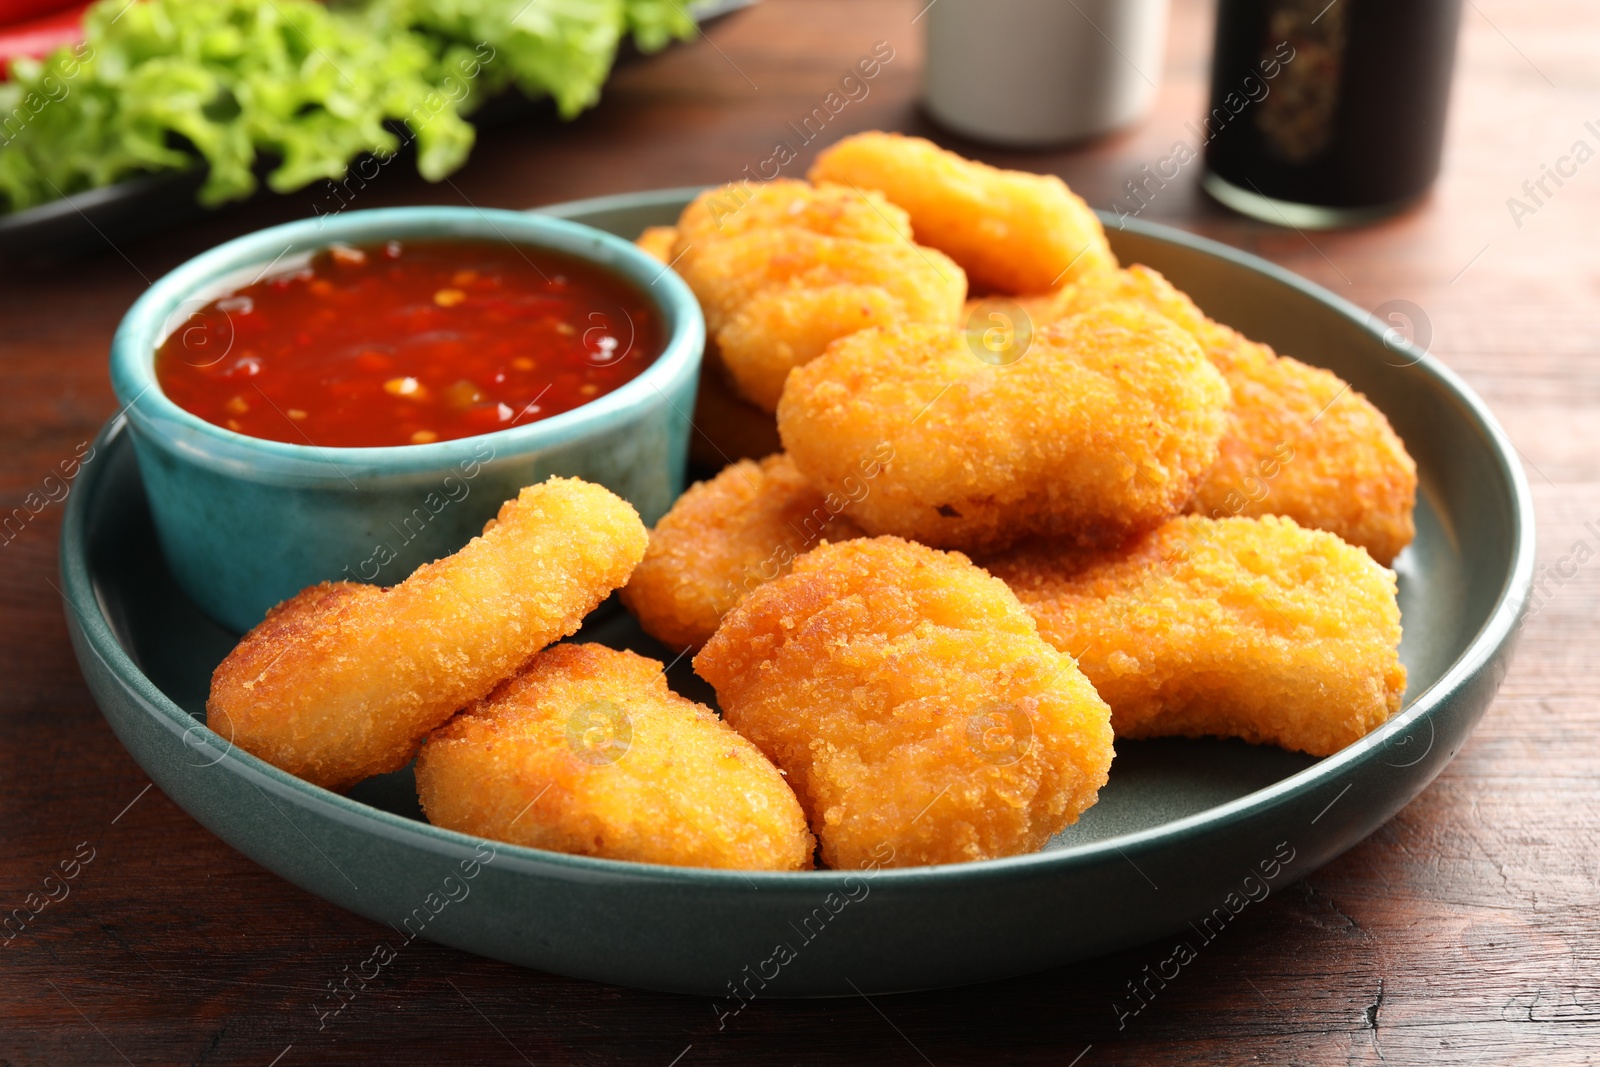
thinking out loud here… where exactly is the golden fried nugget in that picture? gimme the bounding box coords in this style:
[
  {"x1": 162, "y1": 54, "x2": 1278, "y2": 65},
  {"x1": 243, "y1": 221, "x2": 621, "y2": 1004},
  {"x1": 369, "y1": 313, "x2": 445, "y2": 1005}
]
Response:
[
  {"x1": 1190, "y1": 354, "x2": 1417, "y2": 565},
  {"x1": 416, "y1": 644, "x2": 814, "y2": 870},
  {"x1": 695, "y1": 537, "x2": 1114, "y2": 869},
  {"x1": 621, "y1": 454, "x2": 865, "y2": 651},
  {"x1": 635, "y1": 225, "x2": 679, "y2": 264},
  {"x1": 809, "y1": 131, "x2": 1115, "y2": 294},
  {"x1": 683, "y1": 227, "x2": 966, "y2": 412},
  {"x1": 776, "y1": 304, "x2": 1231, "y2": 554},
  {"x1": 207, "y1": 478, "x2": 648, "y2": 791},
  {"x1": 673, "y1": 180, "x2": 914, "y2": 321},
  {"x1": 962, "y1": 292, "x2": 1062, "y2": 332},
  {"x1": 985, "y1": 515, "x2": 1406, "y2": 757},
  {"x1": 672, "y1": 180, "x2": 965, "y2": 412},
  {"x1": 1043, "y1": 265, "x2": 1418, "y2": 563},
  {"x1": 673, "y1": 178, "x2": 912, "y2": 272},
  {"x1": 1043, "y1": 264, "x2": 1276, "y2": 374}
]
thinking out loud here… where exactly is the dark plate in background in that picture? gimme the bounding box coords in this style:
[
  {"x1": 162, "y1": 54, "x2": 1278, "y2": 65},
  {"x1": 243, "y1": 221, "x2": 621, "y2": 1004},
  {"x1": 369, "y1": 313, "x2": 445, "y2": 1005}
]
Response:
[{"x1": 0, "y1": 0, "x2": 758, "y2": 261}]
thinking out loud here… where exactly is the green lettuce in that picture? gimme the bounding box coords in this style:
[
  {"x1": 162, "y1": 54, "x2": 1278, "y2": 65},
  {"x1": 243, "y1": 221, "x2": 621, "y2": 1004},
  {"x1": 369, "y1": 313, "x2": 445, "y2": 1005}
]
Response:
[{"x1": 0, "y1": 0, "x2": 693, "y2": 212}]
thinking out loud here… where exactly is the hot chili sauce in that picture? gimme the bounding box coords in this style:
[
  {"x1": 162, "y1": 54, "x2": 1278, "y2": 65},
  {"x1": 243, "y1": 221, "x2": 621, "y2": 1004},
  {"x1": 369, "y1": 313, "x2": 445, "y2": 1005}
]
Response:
[{"x1": 155, "y1": 238, "x2": 663, "y2": 447}]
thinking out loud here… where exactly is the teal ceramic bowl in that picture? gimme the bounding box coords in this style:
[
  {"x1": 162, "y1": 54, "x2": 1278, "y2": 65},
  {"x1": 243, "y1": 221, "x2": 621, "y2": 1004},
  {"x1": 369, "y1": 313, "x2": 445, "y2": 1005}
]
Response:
[
  {"x1": 108, "y1": 206, "x2": 704, "y2": 633},
  {"x1": 64, "y1": 191, "x2": 1534, "y2": 997}
]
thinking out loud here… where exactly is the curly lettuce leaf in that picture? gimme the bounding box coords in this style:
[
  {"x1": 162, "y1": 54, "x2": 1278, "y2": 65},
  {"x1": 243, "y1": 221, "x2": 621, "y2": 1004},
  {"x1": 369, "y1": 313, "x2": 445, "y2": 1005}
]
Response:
[
  {"x1": 626, "y1": 0, "x2": 696, "y2": 54},
  {"x1": 0, "y1": 0, "x2": 695, "y2": 213}
]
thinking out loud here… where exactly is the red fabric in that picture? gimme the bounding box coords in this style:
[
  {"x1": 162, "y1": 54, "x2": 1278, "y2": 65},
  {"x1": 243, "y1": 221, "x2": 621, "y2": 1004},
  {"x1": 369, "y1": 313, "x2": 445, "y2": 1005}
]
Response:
[
  {"x1": 0, "y1": 1, "x2": 88, "y2": 78},
  {"x1": 0, "y1": 0, "x2": 84, "y2": 28}
]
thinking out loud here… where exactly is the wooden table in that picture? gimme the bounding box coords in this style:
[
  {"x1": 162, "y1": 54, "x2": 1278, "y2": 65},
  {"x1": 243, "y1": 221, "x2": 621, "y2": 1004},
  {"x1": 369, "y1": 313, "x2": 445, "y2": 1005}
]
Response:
[{"x1": 3, "y1": 0, "x2": 1596, "y2": 1062}]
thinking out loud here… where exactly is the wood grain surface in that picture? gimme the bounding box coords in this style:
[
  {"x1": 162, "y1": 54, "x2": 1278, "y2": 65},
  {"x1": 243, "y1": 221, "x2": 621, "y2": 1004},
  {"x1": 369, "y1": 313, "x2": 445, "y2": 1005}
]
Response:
[{"x1": 2, "y1": 1, "x2": 1597, "y2": 1063}]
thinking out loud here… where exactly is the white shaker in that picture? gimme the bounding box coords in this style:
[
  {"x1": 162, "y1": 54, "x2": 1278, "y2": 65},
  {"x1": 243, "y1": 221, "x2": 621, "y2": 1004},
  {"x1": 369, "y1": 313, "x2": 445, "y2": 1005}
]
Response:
[{"x1": 922, "y1": 0, "x2": 1170, "y2": 146}]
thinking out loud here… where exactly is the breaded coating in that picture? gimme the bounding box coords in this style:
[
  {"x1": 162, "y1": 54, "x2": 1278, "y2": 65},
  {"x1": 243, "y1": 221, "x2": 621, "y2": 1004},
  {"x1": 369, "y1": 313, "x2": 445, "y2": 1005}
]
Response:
[
  {"x1": 207, "y1": 479, "x2": 648, "y2": 791},
  {"x1": 1190, "y1": 354, "x2": 1417, "y2": 565},
  {"x1": 673, "y1": 179, "x2": 912, "y2": 299},
  {"x1": 1043, "y1": 264, "x2": 1276, "y2": 375},
  {"x1": 808, "y1": 131, "x2": 1115, "y2": 294},
  {"x1": 416, "y1": 644, "x2": 814, "y2": 870},
  {"x1": 1044, "y1": 265, "x2": 1418, "y2": 563},
  {"x1": 985, "y1": 515, "x2": 1406, "y2": 757},
  {"x1": 684, "y1": 227, "x2": 966, "y2": 412},
  {"x1": 635, "y1": 225, "x2": 679, "y2": 264},
  {"x1": 962, "y1": 292, "x2": 1063, "y2": 332},
  {"x1": 672, "y1": 180, "x2": 966, "y2": 412},
  {"x1": 776, "y1": 304, "x2": 1231, "y2": 554},
  {"x1": 695, "y1": 538, "x2": 1114, "y2": 869},
  {"x1": 621, "y1": 453, "x2": 864, "y2": 652},
  {"x1": 673, "y1": 178, "x2": 912, "y2": 273}
]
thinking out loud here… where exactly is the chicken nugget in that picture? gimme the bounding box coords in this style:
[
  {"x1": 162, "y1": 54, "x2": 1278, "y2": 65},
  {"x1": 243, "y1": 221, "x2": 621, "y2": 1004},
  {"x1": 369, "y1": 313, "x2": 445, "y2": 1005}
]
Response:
[
  {"x1": 808, "y1": 131, "x2": 1115, "y2": 294},
  {"x1": 416, "y1": 644, "x2": 814, "y2": 870},
  {"x1": 673, "y1": 178, "x2": 912, "y2": 273},
  {"x1": 1191, "y1": 354, "x2": 1417, "y2": 565},
  {"x1": 1043, "y1": 263, "x2": 1276, "y2": 374},
  {"x1": 962, "y1": 292, "x2": 1062, "y2": 333},
  {"x1": 621, "y1": 453, "x2": 864, "y2": 652},
  {"x1": 1044, "y1": 265, "x2": 1417, "y2": 563},
  {"x1": 207, "y1": 478, "x2": 648, "y2": 791},
  {"x1": 635, "y1": 225, "x2": 679, "y2": 264},
  {"x1": 695, "y1": 537, "x2": 1113, "y2": 869},
  {"x1": 985, "y1": 515, "x2": 1406, "y2": 757},
  {"x1": 673, "y1": 181, "x2": 914, "y2": 330},
  {"x1": 684, "y1": 227, "x2": 966, "y2": 412},
  {"x1": 777, "y1": 303, "x2": 1231, "y2": 554}
]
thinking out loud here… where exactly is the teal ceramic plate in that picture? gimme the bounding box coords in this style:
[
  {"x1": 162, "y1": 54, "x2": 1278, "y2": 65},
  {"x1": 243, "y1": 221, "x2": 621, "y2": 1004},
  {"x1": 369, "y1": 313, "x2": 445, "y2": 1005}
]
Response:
[{"x1": 60, "y1": 191, "x2": 1534, "y2": 997}]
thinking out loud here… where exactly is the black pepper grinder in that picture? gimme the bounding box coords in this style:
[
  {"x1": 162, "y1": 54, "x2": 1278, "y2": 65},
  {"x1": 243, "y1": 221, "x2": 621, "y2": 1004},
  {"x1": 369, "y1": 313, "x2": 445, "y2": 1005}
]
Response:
[{"x1": 1201, "y1": 0, "x2": 1464, "y2": 228}]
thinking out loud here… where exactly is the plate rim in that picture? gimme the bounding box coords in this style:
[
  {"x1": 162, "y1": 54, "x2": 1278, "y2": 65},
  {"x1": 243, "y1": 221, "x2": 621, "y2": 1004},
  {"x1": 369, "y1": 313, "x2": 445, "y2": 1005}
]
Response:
[{"x1": 60, "y1": 195, "x2": 1536, "y2": 890}]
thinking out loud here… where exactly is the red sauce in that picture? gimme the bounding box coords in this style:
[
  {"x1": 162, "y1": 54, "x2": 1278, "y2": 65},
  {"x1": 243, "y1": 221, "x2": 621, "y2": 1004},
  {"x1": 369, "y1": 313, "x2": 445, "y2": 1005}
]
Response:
[{"x1": 155, "y1": 237, "x2": 663, "y2": 447}]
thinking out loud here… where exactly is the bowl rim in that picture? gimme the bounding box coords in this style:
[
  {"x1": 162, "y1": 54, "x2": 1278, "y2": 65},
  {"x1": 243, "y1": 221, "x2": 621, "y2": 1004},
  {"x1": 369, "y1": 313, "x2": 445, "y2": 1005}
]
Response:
[
  {"x1": 107, "y1": 205, "x2": 705, "y2": 474},
  {"x1": 66, "y1": 202, "x2": 1535, "y2": 890}
]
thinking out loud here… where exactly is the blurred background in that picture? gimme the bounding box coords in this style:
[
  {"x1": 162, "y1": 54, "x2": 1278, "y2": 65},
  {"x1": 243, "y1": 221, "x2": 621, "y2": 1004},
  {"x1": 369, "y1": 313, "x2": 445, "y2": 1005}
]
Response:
[
  {"x1": 4, "y1": 0, "x2": 1590, "y2": 479},
  {"x1": 3, "y1": 1, "x2": 1598, "y2": 1063}
]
